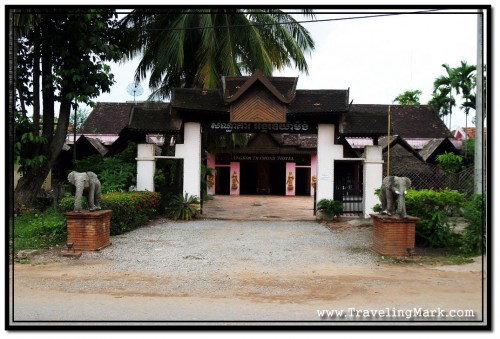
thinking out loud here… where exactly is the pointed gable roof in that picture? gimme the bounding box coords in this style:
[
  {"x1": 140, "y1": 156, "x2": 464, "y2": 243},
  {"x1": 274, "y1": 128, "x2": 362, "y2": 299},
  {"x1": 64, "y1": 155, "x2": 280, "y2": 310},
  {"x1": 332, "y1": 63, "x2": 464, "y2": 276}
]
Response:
[
  {"x1": 223, "y1": 69, "x2": 297, "y2": 104},
  {"x1": 378, "y1": 135, "x2": 424, "y2": 161},
  {"x1": 419, "y1": 138, "x2": 458, "y2": 163}
]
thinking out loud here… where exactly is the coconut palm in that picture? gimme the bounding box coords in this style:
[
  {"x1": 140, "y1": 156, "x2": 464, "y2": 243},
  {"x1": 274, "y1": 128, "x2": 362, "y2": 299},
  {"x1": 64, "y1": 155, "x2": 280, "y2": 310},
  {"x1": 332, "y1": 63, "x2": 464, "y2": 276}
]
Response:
[{"x1": 120, "y1": 8, "x2": 315, "y2": 97}]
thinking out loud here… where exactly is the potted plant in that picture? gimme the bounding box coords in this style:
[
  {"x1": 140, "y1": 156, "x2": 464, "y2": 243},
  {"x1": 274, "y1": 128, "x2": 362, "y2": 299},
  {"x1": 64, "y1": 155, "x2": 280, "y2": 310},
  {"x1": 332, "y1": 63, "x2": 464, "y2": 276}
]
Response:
[{"x1": 316, "y1": 199, "x2": 344, "y2": 220}]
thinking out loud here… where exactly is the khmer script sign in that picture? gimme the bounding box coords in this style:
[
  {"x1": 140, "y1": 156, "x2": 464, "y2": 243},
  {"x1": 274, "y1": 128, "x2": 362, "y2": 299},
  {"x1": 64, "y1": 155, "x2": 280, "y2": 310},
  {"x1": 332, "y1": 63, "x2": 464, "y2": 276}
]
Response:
[{"x1": 203, "y1": 121, "x2": 316, "y2": 134}]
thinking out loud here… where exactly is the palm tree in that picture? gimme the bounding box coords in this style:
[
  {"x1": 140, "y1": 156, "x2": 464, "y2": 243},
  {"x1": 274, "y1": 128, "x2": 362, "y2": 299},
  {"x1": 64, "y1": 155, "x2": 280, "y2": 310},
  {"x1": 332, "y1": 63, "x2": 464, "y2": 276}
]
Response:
[
  {"x1": 429, "y1": 61, "x2": 476, "y2": 130},
  {"x1": 431, "y1": 64, "x2": 456, "y2": 129},
  {"x1": 452, "y1": 61, "x2": 476, "y2": 131},
  {"x1": 120, "y1": 9, "x2": 315, "y2": 97},
  {"x1": 393, "y1": 89, "x2": 422, "y2": 105},
  {"x1": 429, "y1": 81, "x2": 456, "y2": 123}
]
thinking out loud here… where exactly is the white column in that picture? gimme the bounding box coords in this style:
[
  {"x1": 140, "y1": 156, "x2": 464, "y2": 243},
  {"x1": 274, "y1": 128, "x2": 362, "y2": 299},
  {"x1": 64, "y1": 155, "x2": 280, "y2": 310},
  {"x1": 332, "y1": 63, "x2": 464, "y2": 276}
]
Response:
[
  {"x1": 136, "y1": 143, "x2": 156, "y2": 192},
  {"x1": 175, "y1": 122, "x2": 202, "y2": 198},
  {"x1": 363, "y1": 145, "x2": 384, "y2": 218},
  {"x1": 316, "y1": 124, "x2": 343, "y2": 203}
]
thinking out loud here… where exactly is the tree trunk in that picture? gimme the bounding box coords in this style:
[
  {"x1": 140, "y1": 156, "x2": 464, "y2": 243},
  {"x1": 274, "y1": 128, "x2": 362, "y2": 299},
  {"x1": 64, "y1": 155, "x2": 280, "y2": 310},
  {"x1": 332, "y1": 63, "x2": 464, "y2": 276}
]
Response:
[
  {"x1": 14, "y1": 98, "x2": 72, "y2": 209},
  {"x1": 32, "y1": 24, "x2": 40, "y2": 136},
  {"x1": 41, "y1": 35, "x2": 54, "y2": 144}
]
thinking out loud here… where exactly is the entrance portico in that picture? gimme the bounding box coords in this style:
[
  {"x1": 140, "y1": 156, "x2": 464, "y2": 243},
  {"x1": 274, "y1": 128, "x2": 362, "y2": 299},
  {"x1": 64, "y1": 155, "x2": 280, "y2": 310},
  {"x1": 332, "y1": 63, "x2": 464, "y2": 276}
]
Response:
[{"x1": 135, "y1": 70, "x2": 386, "y2": 217}]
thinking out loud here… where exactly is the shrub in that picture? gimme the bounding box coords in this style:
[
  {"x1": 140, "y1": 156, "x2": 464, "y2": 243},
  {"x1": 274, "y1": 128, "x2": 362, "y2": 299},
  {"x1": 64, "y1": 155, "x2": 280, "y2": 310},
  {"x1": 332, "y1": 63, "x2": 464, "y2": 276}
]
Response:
[
  {"x1": 460, "y1": 194, "x2": 486, "y2": 255},
  {"x1": 167, "y1": 194, "x2": 200, "y2": 221},
  {"x1": 316, "y1": 199, "x2": 344, "y2": 219},
  {"x1": 405, "y1": 189, "x2": 466, "y2": 248},
  {"x1": 436, "y1": 151, "x2": 464, "y2": 174},
  {"x1": 98, "y1": 157, "x2": 136, "y2": 193},
  {"x1": 59, "y1": 191, "x2": 160, "y2": 235}
]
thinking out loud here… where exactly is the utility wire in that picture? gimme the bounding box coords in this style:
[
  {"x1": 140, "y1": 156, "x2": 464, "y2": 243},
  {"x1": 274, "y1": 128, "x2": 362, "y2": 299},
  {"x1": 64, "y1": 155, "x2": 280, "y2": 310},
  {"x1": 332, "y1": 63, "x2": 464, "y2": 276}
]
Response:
[{"x1": 126, "y1": 9, "x2": 446, "y2": 32}]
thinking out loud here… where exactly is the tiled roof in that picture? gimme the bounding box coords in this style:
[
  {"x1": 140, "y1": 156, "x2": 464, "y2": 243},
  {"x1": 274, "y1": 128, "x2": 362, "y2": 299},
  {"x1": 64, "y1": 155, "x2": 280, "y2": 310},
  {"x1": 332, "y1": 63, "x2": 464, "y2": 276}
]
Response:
[
  {"x1": 340, "y1": 106, "x2": 388, "y2": 136},
  {"x1": 419, "y1": 138, "x2": 458, "y2": 163},
  {"x1": 127, "y1": 104, "x2": 182, "y2": 133},
  {"x1": 463, "y1": 127, "x2": 487, "y2": 139},
  {"x1": 288, "y1": 90, "x2": 349, "y2": 114},
  {"x1": 223, "y1": 73, "x2": 298, "y2": 103},
  {"x1": 342, "y1": 104, "x2": 452, "y2": 139},
  {"x1": 171, "y1": 88, "x2": 349, "y2": 115},
  {"x1": 223, "y1": 70, "x2": 297, "y2": 103},
  {"x1": 390, "y1": 105, "x2": 452, "y2": 138},
  {"x1": 378, "y1": 135, "x2": 424, "y2": 161},
  {"x1": 84, "y1": 137, "x2": 109, "y2": 156},
  {"x1": 171, "y1": 88, "x2": 227, "y2": 112},
  {"x1": 79, "y1": 102, "x2": 134, "y2": 134}
]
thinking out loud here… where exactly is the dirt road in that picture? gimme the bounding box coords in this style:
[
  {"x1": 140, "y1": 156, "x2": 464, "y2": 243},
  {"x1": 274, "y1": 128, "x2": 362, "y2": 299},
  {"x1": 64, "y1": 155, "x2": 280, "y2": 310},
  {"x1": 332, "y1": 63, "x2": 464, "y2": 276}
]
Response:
[{"x1": 8, "y1": 219, "x2": 487, "y2": 326}]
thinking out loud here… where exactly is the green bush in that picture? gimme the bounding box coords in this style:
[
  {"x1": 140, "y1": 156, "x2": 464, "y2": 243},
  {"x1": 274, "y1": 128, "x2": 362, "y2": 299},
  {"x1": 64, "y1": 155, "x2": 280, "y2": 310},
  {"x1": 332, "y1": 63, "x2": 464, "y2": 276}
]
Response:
[
  {"x1": 74, "y1": 154, "x2": 104, "y2": 173},
  {"x1": 59, "y1": 191, "x2": 160, "y2": 235},
  {"x1": 405, "y1": 189, "x2": 466, "y2": 248},
  {"x1": 72, "y1": 141, "x2": 138, "y2": 193},
  {"x1": 316, "y1": 199, "x2": 344, "y2": 219},
  {"x1": 11, "y1": 209, "x2": 67, "y2": 250},
  {"x1": 167, "y1": 194, "x2": 200, "y2": 221},
  {"x1": 460, "y1": 194, "x2": 486, "y2": 255},
  {"x1": 98, "y1": 157, "x2": 136, "y2": 193},
  {"x1": 436, "y1": 151, "x2": 464, "y2": 174}
]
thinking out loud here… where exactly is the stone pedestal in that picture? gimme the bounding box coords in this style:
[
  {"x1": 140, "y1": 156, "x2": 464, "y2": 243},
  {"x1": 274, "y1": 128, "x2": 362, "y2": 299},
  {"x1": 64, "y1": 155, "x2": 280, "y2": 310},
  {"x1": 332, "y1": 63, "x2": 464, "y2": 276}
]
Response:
[
  {"x1": 370, "y1": 214, "x2": 420, "y2": 256},
  {"x1": 65, "y1": 210, "x2": 112, "y2": 251}
]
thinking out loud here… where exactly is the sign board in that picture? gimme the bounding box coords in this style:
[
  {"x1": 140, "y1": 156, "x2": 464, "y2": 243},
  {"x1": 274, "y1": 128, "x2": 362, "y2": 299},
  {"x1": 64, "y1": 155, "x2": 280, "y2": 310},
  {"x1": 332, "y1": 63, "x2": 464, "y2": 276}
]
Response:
[{"x1": 203, "y1": 121, "x2": 316, "y2": 134}]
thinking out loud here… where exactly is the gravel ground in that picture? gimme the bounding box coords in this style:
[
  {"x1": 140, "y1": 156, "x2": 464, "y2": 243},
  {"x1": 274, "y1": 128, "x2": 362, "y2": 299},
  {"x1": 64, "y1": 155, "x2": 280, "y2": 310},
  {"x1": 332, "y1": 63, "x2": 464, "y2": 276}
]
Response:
[
  {"x1": 83, "y1": 218, "x2": 377, "y2": 273},
  {"x1": 11, "y1": 218, "x2": 485, "y2": 324},
  {"x1": 21, "y1": 219, "x2": 377, "y2": 296}
]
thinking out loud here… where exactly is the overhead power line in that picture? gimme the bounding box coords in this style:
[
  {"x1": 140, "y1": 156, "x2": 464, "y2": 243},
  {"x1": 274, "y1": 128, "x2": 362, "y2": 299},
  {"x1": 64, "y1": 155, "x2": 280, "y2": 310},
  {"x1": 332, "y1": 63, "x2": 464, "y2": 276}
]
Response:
[{"x1": 128, "y1": 9, "x2": 450, "y2": 32}]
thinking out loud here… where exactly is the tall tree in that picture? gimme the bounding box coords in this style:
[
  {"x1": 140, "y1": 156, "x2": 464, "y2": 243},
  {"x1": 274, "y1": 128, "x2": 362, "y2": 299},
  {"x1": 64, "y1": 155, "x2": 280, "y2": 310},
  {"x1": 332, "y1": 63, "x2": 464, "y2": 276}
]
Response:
[
  {"x1": 13, "y1": 9, "x2": 124, "y2": 208},
  {"x1": 428, "y1": 61, "x2": 476, "y2": 130},
  {"x1": 120, "y1": 8, "x2": 315, "y2": 156},
  {"x1": 393, "y1": 89, "x2": 422, "y2": 105},
  {"x1": 120, "y1": 8, "x2": 315, "y2": 97},
  {"x1": 452, "y1": 61, "x2": 476, "y2": 129}
]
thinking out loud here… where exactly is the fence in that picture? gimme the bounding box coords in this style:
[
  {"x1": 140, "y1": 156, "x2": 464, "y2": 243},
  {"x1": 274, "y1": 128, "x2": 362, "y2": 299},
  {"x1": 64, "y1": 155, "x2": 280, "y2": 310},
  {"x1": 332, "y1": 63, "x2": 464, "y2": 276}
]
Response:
[{"x1": 387, "y1": 164, "x2": 475, "y2": 196}]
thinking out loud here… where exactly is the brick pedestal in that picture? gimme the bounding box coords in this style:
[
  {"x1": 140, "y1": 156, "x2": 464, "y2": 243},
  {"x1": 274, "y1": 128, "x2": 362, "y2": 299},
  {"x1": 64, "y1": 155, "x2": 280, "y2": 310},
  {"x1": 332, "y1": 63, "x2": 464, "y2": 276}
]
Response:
[
  {"x1": 370, "y1": 214, "x2": 420, "y2": 256},
  {"x1": 65, "y1": 210, "x2": 112, "y2": 251}
]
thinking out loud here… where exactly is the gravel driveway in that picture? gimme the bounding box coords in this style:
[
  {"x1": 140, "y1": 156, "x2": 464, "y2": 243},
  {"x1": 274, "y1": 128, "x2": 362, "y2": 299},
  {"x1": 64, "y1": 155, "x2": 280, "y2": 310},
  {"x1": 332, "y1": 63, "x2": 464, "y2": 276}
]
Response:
[{"x1": 10, "y1": 218, "x2": 485, "y2": 326}]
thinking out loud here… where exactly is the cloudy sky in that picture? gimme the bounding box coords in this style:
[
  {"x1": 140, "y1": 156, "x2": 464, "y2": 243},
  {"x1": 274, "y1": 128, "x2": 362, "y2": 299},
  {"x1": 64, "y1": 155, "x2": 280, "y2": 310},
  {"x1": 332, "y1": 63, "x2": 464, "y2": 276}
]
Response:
[{"x1": 96, "y1": 7, "x2": 483, "y2": 131}]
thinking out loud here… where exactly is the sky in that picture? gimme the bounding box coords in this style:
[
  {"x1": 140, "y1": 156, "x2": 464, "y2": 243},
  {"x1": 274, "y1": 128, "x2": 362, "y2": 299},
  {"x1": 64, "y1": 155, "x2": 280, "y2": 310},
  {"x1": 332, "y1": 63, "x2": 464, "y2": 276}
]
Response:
[{"x1": 96, "y1": 7, "x2": 483, "y2": 131}]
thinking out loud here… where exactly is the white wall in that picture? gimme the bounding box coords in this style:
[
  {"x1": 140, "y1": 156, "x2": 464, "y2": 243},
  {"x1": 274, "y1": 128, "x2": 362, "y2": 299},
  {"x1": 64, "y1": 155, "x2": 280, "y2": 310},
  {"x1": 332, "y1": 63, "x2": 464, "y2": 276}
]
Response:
[
  {"x1": 136, "y1": 144, "x2": 156, "y2": 191},
  {"x1": 174, "y1": 122, "x2": 202, "y2": 198},
  {"x1": 316, "y1": 124, "x2": 343, "y2": 203},
  {"x1": 363, "y1": 145, "x2": 384, "y2": 218},
  {"x1": 136, "y1": 122, "x2": 202, "y2": 198}
]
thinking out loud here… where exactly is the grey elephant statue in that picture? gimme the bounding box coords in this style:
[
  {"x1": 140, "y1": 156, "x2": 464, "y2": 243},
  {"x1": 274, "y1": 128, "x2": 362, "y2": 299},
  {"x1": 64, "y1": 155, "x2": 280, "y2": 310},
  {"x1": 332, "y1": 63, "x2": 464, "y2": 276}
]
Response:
[
  {"x1": 68, "y1": 171, "x2": 102, "y2": 212},
  {"x1": 380, "y1": 176, "x2": 411, "y2": 218}
]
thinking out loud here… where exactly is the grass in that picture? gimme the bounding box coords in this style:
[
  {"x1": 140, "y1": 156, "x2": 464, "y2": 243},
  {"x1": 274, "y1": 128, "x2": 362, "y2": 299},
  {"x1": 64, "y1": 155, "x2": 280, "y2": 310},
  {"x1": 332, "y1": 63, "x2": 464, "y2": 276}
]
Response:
[
  {"x1": 379, "y1": 254, "x2": 475, "y2": 266},
  {"x1": 10, "y1": 208, "x2": 67, "y2": 253}
]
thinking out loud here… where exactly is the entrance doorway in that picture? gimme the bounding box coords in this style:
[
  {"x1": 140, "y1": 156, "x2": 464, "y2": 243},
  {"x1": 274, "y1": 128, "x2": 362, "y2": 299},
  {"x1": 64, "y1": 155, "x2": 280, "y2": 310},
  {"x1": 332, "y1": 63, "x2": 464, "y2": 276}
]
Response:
[
  {"x1": 215, "y1": 166, "x2": 230, "y2": 195},
  {"x1": 239, "y1": 162, "x2": 286, "y2": 195},
  {"x1": 295, "y1": 167, "x2": 311, "y2": 196}
]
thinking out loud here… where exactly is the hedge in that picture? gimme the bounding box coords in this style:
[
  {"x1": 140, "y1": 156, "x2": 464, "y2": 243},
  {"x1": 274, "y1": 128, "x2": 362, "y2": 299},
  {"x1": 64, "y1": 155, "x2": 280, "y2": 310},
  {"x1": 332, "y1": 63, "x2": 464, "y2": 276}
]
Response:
[
  {"x1": 405, "y1": 188, "x2": 466, "y2": 248},
  {"x1": 59, "y1": 191, "x2": 160, "y2": 235}
]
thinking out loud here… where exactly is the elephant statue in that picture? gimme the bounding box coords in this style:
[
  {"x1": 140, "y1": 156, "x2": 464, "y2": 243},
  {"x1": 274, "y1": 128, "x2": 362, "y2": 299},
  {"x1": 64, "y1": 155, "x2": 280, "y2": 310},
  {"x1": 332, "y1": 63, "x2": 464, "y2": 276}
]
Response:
[
  {"x1": 68, "y1": 171, "x2": 102, "y2": 212},
  {"x1": 380, "y1": 176, "x2": 411, "y2": 218}
]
